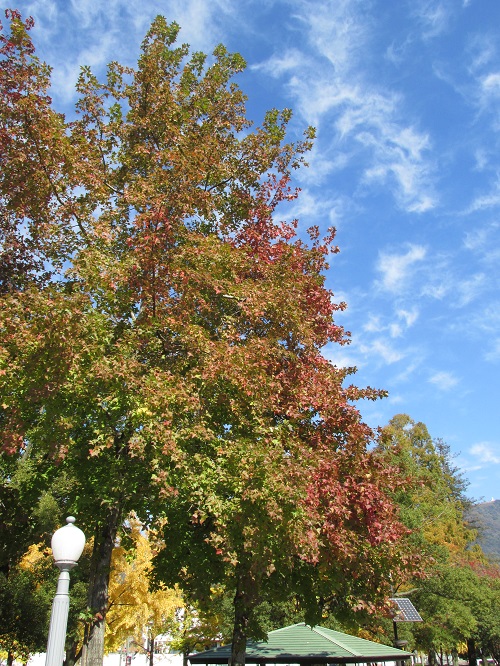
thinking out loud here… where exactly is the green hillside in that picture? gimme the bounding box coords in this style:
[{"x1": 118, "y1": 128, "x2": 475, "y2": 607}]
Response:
[{"x1": 468, "y1": 500, "x2": 500, "y2": 559}]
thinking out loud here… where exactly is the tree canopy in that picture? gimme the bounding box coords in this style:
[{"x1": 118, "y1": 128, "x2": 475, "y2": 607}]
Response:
[{"x1": 1, "y1": 11, "x2": 415, "y2": 666}]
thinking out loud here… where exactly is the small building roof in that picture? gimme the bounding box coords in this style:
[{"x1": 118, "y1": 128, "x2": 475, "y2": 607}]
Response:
[{"x1": 189, "y1": 622, "x2": 412, "y2": 664}]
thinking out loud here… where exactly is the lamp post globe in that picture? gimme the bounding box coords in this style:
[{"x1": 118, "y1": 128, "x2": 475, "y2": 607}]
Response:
[
  {"x1": 51, "y1": 516, "x2": 86, "y2": 567},
  {"x1": 45, "y1": 517, "x2": 86, "y2": 666}
]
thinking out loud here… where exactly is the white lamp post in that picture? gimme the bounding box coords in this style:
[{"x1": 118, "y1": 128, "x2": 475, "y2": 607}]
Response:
[{"x1": 45, "y1": 516, "x2": 86, "y2": 666}]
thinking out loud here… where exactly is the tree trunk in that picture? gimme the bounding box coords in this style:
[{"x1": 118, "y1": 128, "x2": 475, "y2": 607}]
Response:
[
  {"x1": 468, "y1": 639, "x2": 477, "y2": 666},
  {"x1": 84, "y1": 504, "x2": 122, "y2": 666},
  {"x1": 231, "y1": 597, "x2": 248, "y2": 666},
  {"x1": 149, "y1": 636, "x2": 155, "y2": 666},
  {"x1": 230, "y1": 576, "x2": 250, "y2": 666},
  {"x1": 230, "y1": 568, "x2": 256, "y2": 666},
  {"x1": 7, "y1": 650, "x2": 14, "y2": 666},
  {"x1": 64, "y1": 640, "x2": 80, "y2": 666}
]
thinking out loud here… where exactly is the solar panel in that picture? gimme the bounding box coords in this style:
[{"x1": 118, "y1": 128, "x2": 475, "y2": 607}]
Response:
[{"x1": 390, "y1": 598, "x2": 423, "y2": 622}]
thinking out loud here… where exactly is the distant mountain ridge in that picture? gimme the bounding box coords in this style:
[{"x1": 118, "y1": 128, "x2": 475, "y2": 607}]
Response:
[{"x1": 467, "y1": 499, "x2": 500, "y2": 559}]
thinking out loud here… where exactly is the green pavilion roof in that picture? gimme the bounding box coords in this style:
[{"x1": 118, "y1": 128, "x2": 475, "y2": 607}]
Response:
[{"x1": 189, "y1": 623, "x2": 413, "y2": 664}]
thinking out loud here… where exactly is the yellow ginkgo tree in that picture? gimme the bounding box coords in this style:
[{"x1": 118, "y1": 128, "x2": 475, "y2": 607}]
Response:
[{"x1": 105, "y1": 517, "x2": 183, "y2": 656}]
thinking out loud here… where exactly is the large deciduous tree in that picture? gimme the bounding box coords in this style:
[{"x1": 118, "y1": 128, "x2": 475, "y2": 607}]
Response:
[
  {"x1": 1, "y1": 11, "x2": 412, "y2": 666},
  {"x1": 374, "y1": 415, "x2": 500, "y2": 665}
]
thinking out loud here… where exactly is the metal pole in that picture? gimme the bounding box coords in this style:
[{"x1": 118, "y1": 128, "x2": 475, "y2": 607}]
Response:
[
  {"x1": 393, "y1": 619, "x2": 399, "y2": 645},
  {"x1": 45, "y1": 565, "x2": 73, "y2": 666}
]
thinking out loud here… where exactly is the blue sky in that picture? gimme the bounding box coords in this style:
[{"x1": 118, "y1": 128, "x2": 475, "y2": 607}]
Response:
[{"x1": 11, "y1": 0, "x2": 500, "y2": 502}]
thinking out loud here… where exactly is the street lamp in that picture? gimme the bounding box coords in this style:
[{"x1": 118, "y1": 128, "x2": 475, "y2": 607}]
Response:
[{"x1": 45, "y1": 517, "x2": 86, "y2": 666}]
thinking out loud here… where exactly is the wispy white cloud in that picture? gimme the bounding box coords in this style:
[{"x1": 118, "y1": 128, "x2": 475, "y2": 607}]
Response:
[
  {"x1": 254, "y1": 0, "x2": 437, "y2": 213},
  {"x1": 251, "y1": 48, "x2": 306, "y2": 77},
  {"x1": 466, "y1": 175, "x2": 500, "y2": 212},
  {"x1": 455, "y1": 457, "x2": 484, "y2": 474},
  {"x1": 281, "y1": 189, "x2": 347, "y2": 229},
  {"x1": 385, "y1": 37, "x2": 414, "y2": 66},
  {"x1": 469, "y1": 442, "x2": 500, "y2": 465},
  {"x1": 23, "y1": 0, "x2": 61, "y2": 38},
  {"x1": 360, "y1": 125, "x2": 436, "y2": 212},
  {"x1": 485, "y1": 338, "x2": 500, "y2": 362},
  {"x1": 480, "y1": 71, "x2": 500, "y2": 101},
  {"x1": 397, "y1": 307, "x2": 419, "y2": 328},
  {"x1": 363, "y1": 314, "x2": 383, "y2": 334},
  {"x1": 392, "y1": 358, "x2": 424, "y2": 384},
  {"x1": 323, "y1": 344, "x2": 359, "y2": 370},
  {"x1": 473, "y1": 301, "x2": 500, "y2": 336},
  {"x1": 435, "y1": 28, "x2": 500, "y2": 142},
  {"x1": 298, "y1": 144, "x2": 354, "y2": 186},
  {"x1": 461, "y1": 37, "x2": 500, "y2": 131},
  {"x1": 411, "y1": 244, "x2": 496, "y2": 310},
  {"x1": 360, "y1": 338, "x2": 405, "y2": 364},
  {"x1": 363, "y1": 308, "x2": 419, "y2": 339},
  {"x1": 376, "y1": 244, "x2": 427, "y2": 293},
  {"x1": 412, "y1": 1, "x2": 452, "y2": 40},
  {"x1": 429, "y1": 370, "x2": 459, "y2": 390},
  {"x1": 455, "y1": 273, "x2": 486, "y2": 306},
  {"x1": 466, "y1": 33, "x2": 497, "y2": 73},
  {"x1": 326, "y1": 319, "x2": 413, "y2": 375},
  {"x1": 464, "y1": 221, "x2": 500, "y2": 264},
  {"x1": 421, "y1": 282, "x2": 450, "y2": 300},
  {"x1": 464, "y1": 224, "x2": 491, "y2": 251},
  {"x1": 297, "y1": 0, "x2": 369, "y2": 74},
  {"x1": 388, "y1": 322, "x2": 407, "y2": 339},
  {"x1": 49, "y1": 31, "x2": 120, "y2": 104},
  {"x1": 473, "y1": 148, "x2": 490, "y2": 171}
]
